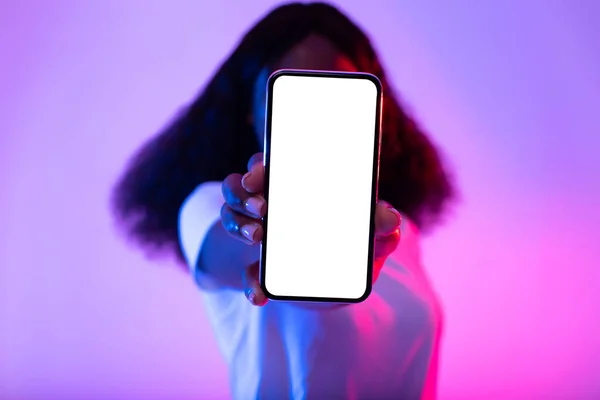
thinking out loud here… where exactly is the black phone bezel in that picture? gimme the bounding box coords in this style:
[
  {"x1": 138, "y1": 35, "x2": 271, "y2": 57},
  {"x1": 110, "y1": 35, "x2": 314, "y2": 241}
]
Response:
[{"x1": 259, "y1": 69, "x2": 383, "y2": 304}]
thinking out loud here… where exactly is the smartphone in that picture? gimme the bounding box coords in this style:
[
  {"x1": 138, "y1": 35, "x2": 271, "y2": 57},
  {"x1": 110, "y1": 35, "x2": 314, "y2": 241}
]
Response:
[{"x1": 260, "y1": 69, "x2": 382, "y2": 303}]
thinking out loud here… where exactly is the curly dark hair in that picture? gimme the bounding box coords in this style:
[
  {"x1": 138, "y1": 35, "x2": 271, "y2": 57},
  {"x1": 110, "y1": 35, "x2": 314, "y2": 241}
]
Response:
[{"x1": 111, "y1": 2, "x2": 456, "y2": 265}]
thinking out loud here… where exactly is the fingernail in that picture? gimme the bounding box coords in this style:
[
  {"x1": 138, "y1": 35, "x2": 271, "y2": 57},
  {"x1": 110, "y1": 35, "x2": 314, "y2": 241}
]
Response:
[
  {"x1": 389, "y1": 208, "x2": 402, "y2": 227},
  {"x1": 245, "y1": 197, "x2": 264, "y2": 217},
  {"x1": 241, "y1": 224, "x2": 259, "y2": 242},
  {"x1": 241, "y1": 171, "x2": 252, "y2": 187},
  {"x1": 245, "y1": 288, "x2": 255, "y2": 303}
]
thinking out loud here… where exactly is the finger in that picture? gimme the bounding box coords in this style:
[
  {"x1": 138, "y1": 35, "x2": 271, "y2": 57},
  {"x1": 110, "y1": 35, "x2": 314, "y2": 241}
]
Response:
[
  {"x1": 374, "y1": 229, "x2": 401, "y2": 260},
  {"x1": 242, "y1": 261, "x2": 267, "y2": 306},
  {"x1": 247, "y1": 152, "x2": 263, "y2": 171},
  {"x1": 374, "y1": 201, "x2": 402, "y2": 237},
  {"x1": 220, "y1": 204, "x2": 264, "y2": 245},
  {"x1": 241, "y1": 153, "x2": 265, "y2": 194},
  {"x1": 222, "y1": 174, "x2": 266, "y2": 218}
]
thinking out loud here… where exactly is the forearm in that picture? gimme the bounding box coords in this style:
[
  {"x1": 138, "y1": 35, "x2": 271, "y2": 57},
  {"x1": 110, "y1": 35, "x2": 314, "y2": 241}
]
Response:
[{"x1": 194, "y1": 220, "x2": 260, "y2": 290}]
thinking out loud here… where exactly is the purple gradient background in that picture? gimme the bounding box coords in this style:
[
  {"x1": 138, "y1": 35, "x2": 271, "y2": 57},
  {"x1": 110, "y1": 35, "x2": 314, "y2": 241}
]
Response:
[{"x1": 1, "y1": 0, "x2": 599, "y2": 399}]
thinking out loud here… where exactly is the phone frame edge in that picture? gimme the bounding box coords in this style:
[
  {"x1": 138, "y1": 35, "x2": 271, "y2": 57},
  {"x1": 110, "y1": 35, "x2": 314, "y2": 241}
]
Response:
[{"x1": 259, "y1": 69, "x2": 383, "y2": 304}]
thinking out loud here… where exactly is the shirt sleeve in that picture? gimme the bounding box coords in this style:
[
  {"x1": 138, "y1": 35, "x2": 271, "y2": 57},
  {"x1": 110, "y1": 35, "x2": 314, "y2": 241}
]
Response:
[{"x1": 178, "y1": 181, "x2": 224, "y2": 290}]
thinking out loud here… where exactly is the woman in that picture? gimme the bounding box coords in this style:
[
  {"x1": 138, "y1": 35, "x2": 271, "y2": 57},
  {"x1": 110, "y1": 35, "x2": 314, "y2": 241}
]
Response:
[{"x1": 112, "y1": 2, "x2": 455, "y2": 399}]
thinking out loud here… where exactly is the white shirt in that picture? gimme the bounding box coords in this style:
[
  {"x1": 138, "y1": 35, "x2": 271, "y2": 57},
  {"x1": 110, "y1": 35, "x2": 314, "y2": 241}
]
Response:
[{"x1": 179, "y1": 182, "x2": 444, "y2": 400}]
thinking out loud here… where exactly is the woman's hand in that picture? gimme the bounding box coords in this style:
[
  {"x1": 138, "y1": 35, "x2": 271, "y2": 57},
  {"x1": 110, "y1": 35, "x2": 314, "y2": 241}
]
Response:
[{"x1": 220, "y1": 152, "x2": 401, "y2": 306}]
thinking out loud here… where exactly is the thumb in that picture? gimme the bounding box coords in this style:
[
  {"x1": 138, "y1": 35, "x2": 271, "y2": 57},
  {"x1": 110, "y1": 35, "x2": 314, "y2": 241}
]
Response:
[{"x1": 375, "y1": 201, "x2": 402, "y2": 237}]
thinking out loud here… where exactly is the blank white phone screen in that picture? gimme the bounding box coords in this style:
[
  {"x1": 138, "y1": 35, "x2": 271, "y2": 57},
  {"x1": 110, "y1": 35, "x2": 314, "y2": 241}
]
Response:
[{"x1": 263, "y1": 73, "x2": 380, "y2": 301}]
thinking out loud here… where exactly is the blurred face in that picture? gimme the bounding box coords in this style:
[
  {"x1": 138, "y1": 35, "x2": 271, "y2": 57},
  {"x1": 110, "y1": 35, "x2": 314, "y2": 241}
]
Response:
[{"x1": 251, "y1": 34, "x2": 358, "y2": 149}]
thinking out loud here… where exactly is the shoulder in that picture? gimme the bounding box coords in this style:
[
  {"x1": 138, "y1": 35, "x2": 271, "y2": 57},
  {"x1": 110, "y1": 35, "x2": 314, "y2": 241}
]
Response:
[{"x1": 178, "y1": 181, "x2": 224, "y2": 269}]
